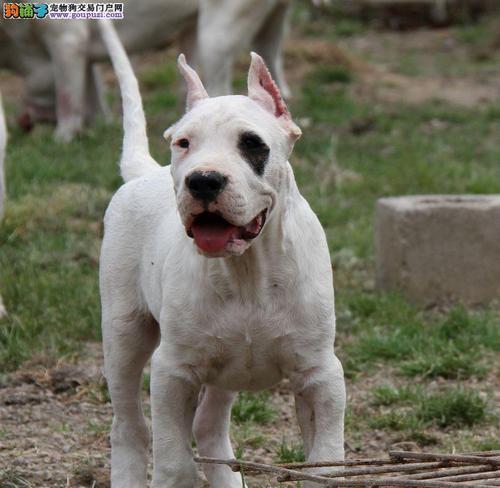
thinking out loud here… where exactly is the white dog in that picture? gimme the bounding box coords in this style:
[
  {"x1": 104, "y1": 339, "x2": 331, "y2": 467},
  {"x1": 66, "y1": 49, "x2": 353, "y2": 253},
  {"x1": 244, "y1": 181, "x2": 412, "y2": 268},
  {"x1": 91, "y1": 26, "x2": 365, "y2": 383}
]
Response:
[
  {"x1": 99, "y1": 18, "x2": 345, "y2": 488},
  {"x1": 0, "y1": 90, "x2": 7, "y2": 318},
  {"x1": 0, "y1": 0, "x2": 293, "y2": 142}
]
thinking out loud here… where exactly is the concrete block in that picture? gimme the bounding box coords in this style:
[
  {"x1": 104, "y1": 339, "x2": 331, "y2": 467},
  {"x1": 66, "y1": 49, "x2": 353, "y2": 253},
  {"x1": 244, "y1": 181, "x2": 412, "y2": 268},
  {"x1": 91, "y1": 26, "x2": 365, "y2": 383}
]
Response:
[{"x1": 374, "y1": 195, "x2": 500, "y2": 305}]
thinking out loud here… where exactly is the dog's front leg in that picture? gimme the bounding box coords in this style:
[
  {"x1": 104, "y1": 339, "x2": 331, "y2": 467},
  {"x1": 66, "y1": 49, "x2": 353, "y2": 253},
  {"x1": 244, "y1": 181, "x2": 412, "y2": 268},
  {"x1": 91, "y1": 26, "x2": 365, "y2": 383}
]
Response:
[
  {"x1": 292, "y1": 352, "x2": 346, "y2": 486},
  {"x1": 151, "y1": 351, "x2": 201, "y2": 488}
]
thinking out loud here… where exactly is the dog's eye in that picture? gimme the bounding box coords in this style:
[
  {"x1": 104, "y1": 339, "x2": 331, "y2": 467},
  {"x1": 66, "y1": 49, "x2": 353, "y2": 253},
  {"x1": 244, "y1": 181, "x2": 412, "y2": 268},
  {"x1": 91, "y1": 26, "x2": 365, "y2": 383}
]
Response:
[
  {"x1": 177, "y1": 138, "x2": 190, "y2": 149},
  {"x1": 238, "y1": 132, "x2": 270, "y2": 176},
  {"x1": 242, "y1": 134, "x2": 265, "y2": 149}
]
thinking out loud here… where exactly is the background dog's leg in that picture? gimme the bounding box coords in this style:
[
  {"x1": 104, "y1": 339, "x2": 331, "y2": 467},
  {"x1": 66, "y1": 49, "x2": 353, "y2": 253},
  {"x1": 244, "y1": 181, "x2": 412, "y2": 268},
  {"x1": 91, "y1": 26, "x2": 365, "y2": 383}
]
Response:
[
  {"x1": 193, "y1": 385, "x2": 241, "y2": 487},
  {"x1": 102, "y1": 310, "x2": 159, "y2": 488},
  {"x1": 292, "y1": 353, "x2": 346, "y2": 487},
  {"x1": 40, "y1": 21, "x2": 89, "y2": 142},
  {"x1": 251, "y1": 0, "x2": 292, "y2": 99},
  {"x1": 150, "y1": 354, "x2": 201, "y2": 488},
  {"x1": 197, "y1": 0, "x2": 277, "y2": 96},
  {"x1": 86, "y1": 64, "x2": 112, "y2": 125}
]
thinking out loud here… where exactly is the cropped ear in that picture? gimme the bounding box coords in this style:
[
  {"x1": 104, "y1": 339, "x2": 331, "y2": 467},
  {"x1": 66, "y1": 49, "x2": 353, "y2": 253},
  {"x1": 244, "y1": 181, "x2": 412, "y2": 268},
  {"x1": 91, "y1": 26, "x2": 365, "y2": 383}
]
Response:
[
  {"x1": 177, "y1": 54, "x2": 208, "y2": 111},
  {"x1": 163, "y1": 121, "x2": 178, "y2": 141},
  {"x1": 247, "y1": 52, "x2": 301, "y2": 141}
]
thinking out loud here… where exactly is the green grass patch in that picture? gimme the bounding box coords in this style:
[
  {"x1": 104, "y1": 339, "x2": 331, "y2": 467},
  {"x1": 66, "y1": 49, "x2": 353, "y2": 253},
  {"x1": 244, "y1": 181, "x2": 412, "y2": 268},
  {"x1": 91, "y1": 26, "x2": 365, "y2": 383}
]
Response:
[
  {"x1": 310, "y1": 65, "x2": 352, "y2": 84},
  {"x1": 371, "y1": 384, "x2": 418, "y2": 406},
  {"x1": 417, "y1": 389, "x2": 487, "y2": 428},
  {"x1": 370, "y1": 385, "x2": 489, "y2": 432},
  {"x1": 471, "y1": 439, "x2": 500, "y2": 451},
  {"x1": 232, "y1": 392, "x2": 276, "y2": 424},
  {"x1": 342, "y1": 296, "x2": 499, "y2": 380},
  {"x1": 277, "y1": 440, "x2": 306, "y2": 463}
]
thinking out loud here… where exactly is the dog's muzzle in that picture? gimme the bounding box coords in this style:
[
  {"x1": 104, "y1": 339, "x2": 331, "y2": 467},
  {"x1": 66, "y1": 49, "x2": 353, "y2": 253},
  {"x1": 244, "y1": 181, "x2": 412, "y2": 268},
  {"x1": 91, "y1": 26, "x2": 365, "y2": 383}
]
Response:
[{"x1": 187, "y1": 209, "x2": 267, "y2": 254}]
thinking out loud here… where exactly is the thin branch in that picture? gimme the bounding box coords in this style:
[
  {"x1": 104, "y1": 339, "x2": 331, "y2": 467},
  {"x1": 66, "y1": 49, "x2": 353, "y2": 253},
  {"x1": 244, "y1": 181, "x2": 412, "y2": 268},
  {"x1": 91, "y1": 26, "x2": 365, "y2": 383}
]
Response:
[
  {"x1": 390, "y1": 452, "x2": 500, "y2": 467},
  {"x1": 396, "y1": 465, "x2": 495, "y2": 480},
  {"x1": 437, "y1": 471, "x2": 500, "y2": 483},
  {"x1": 195, "y1": 456, "x2": 498, "y2": 488},
  {"x1": 316, "y1": 462, "x2": 446, "y2": 478},
  {"x1": 276, "y1": 458, "x2": 435, "y2": 469},
  {"x1": 464, "y1": 452, "x2": 500, "y2": 458},
  {"x1": 194, "y1": 457, "x2": 336, "y2": 485}
]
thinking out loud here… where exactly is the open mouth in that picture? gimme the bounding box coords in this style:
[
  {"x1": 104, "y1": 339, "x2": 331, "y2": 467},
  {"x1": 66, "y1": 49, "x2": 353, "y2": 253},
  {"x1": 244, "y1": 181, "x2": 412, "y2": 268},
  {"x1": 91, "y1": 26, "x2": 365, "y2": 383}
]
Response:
[{"x1": 187, "y1": 210, "x2": 267, "y2": 254}]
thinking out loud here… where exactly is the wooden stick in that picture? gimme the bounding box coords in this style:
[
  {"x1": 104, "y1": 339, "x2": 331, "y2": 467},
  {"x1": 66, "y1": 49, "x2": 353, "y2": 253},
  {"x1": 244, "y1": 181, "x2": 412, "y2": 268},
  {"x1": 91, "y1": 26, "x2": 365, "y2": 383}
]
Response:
[
  {"x1": 397, "y1": 465, "x2": 495, "y2": 480},
  {"x1": 437, "y1": 471, "x2": 499, "y2": 483},
  {"x1": 390, "y1": 452, "x2": 500, "y2": 467},
  {"x1": 317, "y1": 462, "x2": 446, "y2": 478},
  {"x1": 277, "y1": 474, "x2": 495, "y2": 487},
  {"x1": 463, "y1": 451, "x2": 500, "y2": 458},
  {"x1": 194, "y1": 457, "x2": 335, "y2": 484},
  {"x1": 195, "y1": 457, "x2": 495, "y2": 487},
  {"x1": 276, "y1": 458, "x2": 438, "y2": 469},
  {"x1": 262, "y1": 451, "x2": 498, "y2": 471}
]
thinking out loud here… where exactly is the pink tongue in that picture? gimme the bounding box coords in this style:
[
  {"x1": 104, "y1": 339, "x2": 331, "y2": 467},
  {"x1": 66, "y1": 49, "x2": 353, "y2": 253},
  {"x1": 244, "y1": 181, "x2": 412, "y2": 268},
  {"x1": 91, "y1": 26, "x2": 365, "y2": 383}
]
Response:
[{"x1": 192, "y1": 218, "x2": 238, "y2": 253}]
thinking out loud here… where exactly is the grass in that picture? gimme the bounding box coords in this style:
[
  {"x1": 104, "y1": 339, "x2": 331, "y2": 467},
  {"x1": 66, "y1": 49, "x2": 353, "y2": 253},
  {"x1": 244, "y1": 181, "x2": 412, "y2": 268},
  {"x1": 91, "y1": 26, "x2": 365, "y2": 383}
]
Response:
[
  {"x1": 0, "y1": 469, "x2": 32, "y2": 488},
  {"x1": 342, "y1": 296, "x2": 499, "y2": 380},
  {"x1": 232, "y1": 392, "x2": 276, "y2": 424},
  {"x1": 370, "y1": 385, "x2": 489, "y2": 431},
  {"x1": 277, "y1": 440, "x2": 306, "y2": 463},
  {"x1": 0, "y1": 4, "x2": 498, "y2": 462}
]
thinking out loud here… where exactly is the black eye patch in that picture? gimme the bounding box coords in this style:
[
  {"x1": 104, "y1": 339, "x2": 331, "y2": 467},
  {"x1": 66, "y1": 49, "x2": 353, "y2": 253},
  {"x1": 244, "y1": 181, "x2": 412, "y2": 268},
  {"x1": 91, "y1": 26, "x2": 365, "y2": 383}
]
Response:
[{"x1": 237, "y1": 132, "x2": 270, "y2": 176}]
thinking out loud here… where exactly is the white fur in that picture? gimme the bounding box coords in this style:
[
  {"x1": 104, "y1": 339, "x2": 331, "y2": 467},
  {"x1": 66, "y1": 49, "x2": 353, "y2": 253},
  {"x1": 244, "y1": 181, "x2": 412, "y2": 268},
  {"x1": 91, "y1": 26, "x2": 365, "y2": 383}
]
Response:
[
  {"x1": 0, "y1": 91, "x2": 7, "y2": 318},
  {"x1": 98, "y1": 20, "x2": 160, "y2": 182},
  {"x1": 100, "y1": 20, "x2": 345, "y2": 488}
]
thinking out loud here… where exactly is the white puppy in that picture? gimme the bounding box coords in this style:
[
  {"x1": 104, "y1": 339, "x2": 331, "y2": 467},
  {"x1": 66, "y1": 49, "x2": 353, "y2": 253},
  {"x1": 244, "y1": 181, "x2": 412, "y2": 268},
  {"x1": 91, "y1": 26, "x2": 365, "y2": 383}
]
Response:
[
  {"x1": 99, "y1": 18, "x2": 345, "y2": 488},
  {"x1": 0, "y1": 90, "x2": 7, "y2": 318}
]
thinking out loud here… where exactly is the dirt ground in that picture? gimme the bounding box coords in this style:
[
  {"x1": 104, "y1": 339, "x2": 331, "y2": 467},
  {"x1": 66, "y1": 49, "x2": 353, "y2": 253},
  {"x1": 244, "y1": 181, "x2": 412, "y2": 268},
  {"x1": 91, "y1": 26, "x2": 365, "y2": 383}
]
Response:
[
  {"x1": 0, "y1": 344, "x2": 302, "y2": 487},
  {"x1": 2, "y1": 344, "x2": 497, "y2": 487}
]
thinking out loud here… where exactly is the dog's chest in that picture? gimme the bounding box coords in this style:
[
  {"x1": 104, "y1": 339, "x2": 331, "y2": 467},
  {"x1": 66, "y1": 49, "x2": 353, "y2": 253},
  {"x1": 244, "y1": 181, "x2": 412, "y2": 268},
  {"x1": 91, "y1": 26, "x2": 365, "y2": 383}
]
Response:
[{"x1": 169, "y1": 281, "x2": 305, "y2": 391}]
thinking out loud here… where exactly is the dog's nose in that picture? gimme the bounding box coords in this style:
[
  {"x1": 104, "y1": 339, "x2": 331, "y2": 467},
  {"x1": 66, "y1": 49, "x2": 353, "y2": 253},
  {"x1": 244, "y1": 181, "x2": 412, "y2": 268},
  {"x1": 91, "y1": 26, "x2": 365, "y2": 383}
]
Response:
[{"x1": 186, "y1": 171, "x2": 227, "y2": 202}]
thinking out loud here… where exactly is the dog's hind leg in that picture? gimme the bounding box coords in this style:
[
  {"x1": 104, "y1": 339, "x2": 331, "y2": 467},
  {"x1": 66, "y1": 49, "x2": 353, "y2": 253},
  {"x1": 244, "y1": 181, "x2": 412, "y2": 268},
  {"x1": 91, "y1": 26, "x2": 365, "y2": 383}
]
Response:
[
  {"x1": 193, "y1": 386, "x2": 241, "y2": 487},
  {"x1": 251, "y1": 0, "x2": 292, "y2": 99},
  {"x1": 197, "y1": 0, "x2": 277, "y2": 96},
  {"x1": 102, "y1": 306, "x2": 159, "y2": 488},
  {"x1": 86, "y1": 63, "x2": 112, "y2": 125}
]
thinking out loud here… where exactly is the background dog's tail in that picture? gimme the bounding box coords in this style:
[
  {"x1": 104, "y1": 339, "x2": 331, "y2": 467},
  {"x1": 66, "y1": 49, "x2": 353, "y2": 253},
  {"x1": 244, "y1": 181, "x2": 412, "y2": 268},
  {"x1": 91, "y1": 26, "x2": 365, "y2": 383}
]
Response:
[
  {"x1": 0, "y1": 90, "x2": 7, "y2": 221},
  {"x1": 98, "y1": 19, "x2": 160, "y2": 183}
]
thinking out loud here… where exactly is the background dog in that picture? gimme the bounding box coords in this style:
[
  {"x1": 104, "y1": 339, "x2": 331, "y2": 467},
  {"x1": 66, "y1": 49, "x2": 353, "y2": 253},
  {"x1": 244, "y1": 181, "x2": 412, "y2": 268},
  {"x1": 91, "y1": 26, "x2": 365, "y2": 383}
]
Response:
[{"x1": 0, "y1": 0, "x2": 293, "y2": 142}]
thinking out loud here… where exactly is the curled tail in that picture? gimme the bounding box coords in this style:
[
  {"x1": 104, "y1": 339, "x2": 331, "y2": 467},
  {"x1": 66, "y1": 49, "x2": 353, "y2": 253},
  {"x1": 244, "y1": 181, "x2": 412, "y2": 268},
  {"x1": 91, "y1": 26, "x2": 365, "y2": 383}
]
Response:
[{"x1": 98, "y1": 19, "x2": 160, "y2": 182}]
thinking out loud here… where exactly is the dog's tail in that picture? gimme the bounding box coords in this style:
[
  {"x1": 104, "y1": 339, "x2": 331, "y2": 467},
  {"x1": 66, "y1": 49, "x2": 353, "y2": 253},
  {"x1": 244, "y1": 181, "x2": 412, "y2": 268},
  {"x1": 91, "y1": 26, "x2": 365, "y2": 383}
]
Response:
[
  {"x1": 0, "y1": 90, "x2": 7, "y2": 221},
  {"x1": 98, "y1": 19, "x2": 160, "y2": 183}
]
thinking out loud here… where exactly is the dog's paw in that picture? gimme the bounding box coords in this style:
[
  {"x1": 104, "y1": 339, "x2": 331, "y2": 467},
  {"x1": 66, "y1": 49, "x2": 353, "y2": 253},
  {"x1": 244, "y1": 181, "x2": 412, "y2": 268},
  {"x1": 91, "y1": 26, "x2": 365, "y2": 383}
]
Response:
[
  {"x1": 54, "y1": 117, "x2": 83, "y2": 143},
  {"x1": 54, "y1": 126, "x2": 77, "y2": 143}
]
